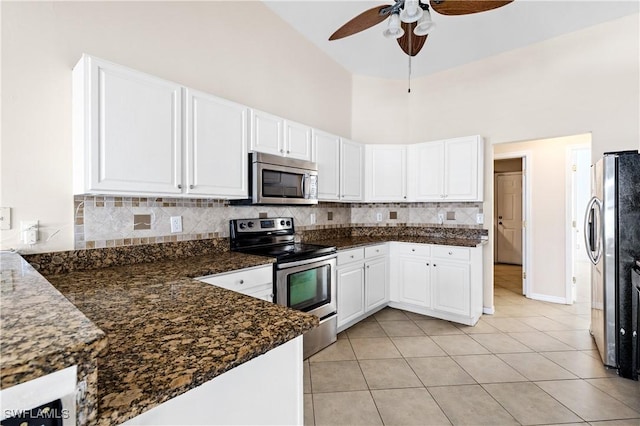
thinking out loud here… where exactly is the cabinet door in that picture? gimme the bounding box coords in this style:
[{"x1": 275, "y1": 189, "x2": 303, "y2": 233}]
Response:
[
  {"x1": 185, "y1": 89, "x2": 248, "y2": 198},
  {"x1": 74, "y1": 55, "x2": 182, "y2": 195},
  {"x1": 313, "y1": 130, "x2": 341, "y2": 201},
  {"x1": 397, "y1": 256, "x2": 431, "y2": 308},
  {"x1": 432, "y1": 261, "x2": 470, "y2": 316},
  {"x1": 284, "y1": 120, "x2": 313, "y2": 161},
  {"x1": 365, "y1": 258, "x2": 388, "y2": 312},
  {"x1": 341, "y1": 139, "x2": 364, "y2": 201},
  {"x1": 250, "y1": 109, "x2": 283, "y2": 156},
  {"x1": 444, "y1": 136, "x2": 480, "y2": 201},
  {"x1": 366, "y1": 145, "x2": 406, "y2": 201},
  {"x1": 408, "y1": 141, "x2": 444, "y2": 201},
  {"x1": 337, "y1": 265, "x2": 365, "y2": 328}
]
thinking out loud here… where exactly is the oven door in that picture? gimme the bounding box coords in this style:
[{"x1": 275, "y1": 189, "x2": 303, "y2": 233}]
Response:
[
  {"x1": 253, "y1": 162, "x2": 318, "y2": 205},
  {"x1": 275, "y1": 254, "x2": 336, "y2": 319}
]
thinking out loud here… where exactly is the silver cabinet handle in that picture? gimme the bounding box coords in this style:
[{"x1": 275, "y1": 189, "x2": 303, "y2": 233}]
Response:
[
  {"x1": 189, "y1": 184, "x2": 194, "y2": 189},
  {"x1": 366, "y1": 265, "x2": 370, "y2": 269},
  {"x1": 426, "y1": 263, "x2": 430, "y2": 266},
  {"x1": 411, "y1": 249, "x2": 416, "y2": 252},
  {"x1": 287, "y1": 150, "x2": 291, "y2": 154},
  {"x1": 177, "y1": 184, "x2": 182, "y2": 189},
  {"x1": 239, "y1": 280, "x2": 244, "y2": 284},
  {"x1": 448, "y1": 251, "x2": 453, "y2": 255},
  {"x1": 280, "y1": 149, "x2": 284, "y2": 153},
  {"x1": 433, "y1": 264, "x2": 437, "y2": 267}
]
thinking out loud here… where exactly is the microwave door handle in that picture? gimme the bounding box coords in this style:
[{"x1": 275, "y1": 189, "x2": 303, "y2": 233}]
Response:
[{"x1": 301, "y1": 174, "x2": 306, "y2": 198}]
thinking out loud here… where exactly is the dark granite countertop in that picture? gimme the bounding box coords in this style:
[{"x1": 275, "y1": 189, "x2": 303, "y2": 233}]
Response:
[
  {"x1": 2, "y1": 251, "x2": 318, "y2": 426},
  {"x1": 310, "y1": 235, "x2": 485, "y2": 250}
]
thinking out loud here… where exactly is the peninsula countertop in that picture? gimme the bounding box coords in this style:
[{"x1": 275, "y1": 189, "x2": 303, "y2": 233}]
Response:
[{"x1": 2, "y1": 251, "x2": 318, "y2": 426}]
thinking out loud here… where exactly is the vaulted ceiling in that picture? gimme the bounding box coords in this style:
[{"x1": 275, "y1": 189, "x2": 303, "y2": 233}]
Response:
[{"x1": 264, "y1": 1, "x2": 639, "y2": 79}]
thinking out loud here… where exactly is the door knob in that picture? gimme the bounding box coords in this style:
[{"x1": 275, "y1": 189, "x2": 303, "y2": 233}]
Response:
[
  {"x1": 498, "y1": 216, "x2": 503, "y2": 219},
  {"x1": 499, "y1": 222, "x2": 503, "y2": 225}
]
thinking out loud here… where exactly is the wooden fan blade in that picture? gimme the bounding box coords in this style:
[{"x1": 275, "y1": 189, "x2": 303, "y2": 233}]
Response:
[
  {"x1": 429, "y1": 0, "x2": 513, "y2": 16},
  {"x1": 396, "y1": 22, "x2": 428, "y2": 56},
  {"x1": 329, "y1": 5, "x2": 393, "y2": 41}
]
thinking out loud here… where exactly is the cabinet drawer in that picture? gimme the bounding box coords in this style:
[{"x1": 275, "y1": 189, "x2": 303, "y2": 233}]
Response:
[
  {"x1": 337, "y1": 248, "x2": 365, "y2": 265},
  {"x1": 432, "y1": 246, "x2": 470, "y2": 261},
  {"x1": 365, "y1": 244, "x2": 387, "y2": 258},
  {"x1": 393, "y1": 243, "x2": 430, "y2": 257},
  {"x1": 197, "y1": 265, "x2": 272, "y2": 292}
]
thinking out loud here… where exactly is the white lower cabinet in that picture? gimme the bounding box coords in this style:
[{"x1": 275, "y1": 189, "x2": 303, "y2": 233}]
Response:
[
  {"x1": 337, "y1": 264, "x2": 365, "y2": 327},
  {"x1": 396, "y1": 256, "x2": 432, "y2": 308},
  {"x1": 390, "y1": 242, "x2": 483, "y2": 326},
  {"x1": 336, "y1": 245, "x2": 389, "y2": 332},
  {"x1": 365, "y1": 257, "x2": 388, "y2": 312},
  {"x1": 196, "y1": 265, "x2": 273, "y2": 302}
]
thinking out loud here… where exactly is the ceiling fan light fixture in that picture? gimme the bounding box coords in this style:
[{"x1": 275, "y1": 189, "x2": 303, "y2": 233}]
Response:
[
  {"x1": 413, "y1": 9, "x2": 436, "y2": 36},
  {"x1": 383, "y1": 13, "x2": 405, "y2": 39},
  {"x1": 399, "y1": 0, "x2": 423, "y2": 23}
]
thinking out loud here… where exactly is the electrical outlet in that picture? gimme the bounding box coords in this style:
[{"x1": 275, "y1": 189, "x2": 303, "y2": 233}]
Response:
[
  {"x1": 20, "y1": 220, "x2": 39, "y2": 245},
  {"x1": 310, "y1": 213, "x2": 316, "y2": 224},
  {"x1": 476, "y1": 213, "x2": 484, "y2": 224},
  {"x1": 0, "y1": 207, "x2": 11, "y2": 230},
  {"x1": 437, "y1": 213, "x2": 444, "y2": 224},
  {"x1": 376, "y1": 212, "x2": 383, "y2": 222},
  {"x1": 170, "y1": 216, "x2": 183, "y2": 233}
]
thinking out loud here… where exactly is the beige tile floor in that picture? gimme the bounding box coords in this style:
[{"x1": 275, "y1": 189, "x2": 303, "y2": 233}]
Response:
[{"x1": 304, "y1": 264, "x2": 640, "y2": 425}]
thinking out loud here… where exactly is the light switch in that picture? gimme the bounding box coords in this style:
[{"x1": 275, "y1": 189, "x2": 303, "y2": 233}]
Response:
[{"x1": 0, "y1": 207, "x2": 10, "y2": 230}]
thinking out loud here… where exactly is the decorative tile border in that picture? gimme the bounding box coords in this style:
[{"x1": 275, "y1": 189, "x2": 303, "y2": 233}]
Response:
[{"x1": 74, "y1": 196, "x2": 484, "y2": 250}]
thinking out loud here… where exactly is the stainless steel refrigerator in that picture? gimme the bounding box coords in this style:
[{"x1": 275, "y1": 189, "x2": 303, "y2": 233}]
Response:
[{"x1": 584, "y1": 150, "x2": 640, "y2": 379}]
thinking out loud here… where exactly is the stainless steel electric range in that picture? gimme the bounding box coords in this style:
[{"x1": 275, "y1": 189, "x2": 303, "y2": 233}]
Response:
[{"x1": 230, "y1": 217, "x2": 337, "y2": 359}]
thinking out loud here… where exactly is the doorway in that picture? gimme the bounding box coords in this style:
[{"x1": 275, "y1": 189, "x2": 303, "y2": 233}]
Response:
[
  {"x1": 566, "y1": 145, "x2": 592, "y2": 304},
  {"x1": 493, "y1": 155, "x2": 528, "y2": 296}
]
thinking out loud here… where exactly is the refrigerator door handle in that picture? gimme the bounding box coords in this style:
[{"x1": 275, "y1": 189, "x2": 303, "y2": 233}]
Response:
[{"x1": 584, "y1": 196, "x2": 603, "y2": 265}]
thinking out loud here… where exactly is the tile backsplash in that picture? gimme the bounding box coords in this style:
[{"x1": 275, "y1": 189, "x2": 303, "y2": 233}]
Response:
[{"x1": 74, "y1": 196, "x2": 483, "y2": 250}]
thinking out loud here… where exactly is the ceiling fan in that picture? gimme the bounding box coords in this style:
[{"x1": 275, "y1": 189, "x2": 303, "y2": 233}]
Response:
[{"x1": 329, "y1": 0, "x2": 514, "y2": 57}]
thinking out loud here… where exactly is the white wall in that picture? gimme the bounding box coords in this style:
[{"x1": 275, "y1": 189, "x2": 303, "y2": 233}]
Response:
[
  {"x1": 352, "y1": 13, "x2": 640, "y2": 159},
  {"x1": 0, "y1": 1, "x2": 352, "y2": 252},
  {"x1": 351, "y1": 14, "x2": 639, "y2": 308}
]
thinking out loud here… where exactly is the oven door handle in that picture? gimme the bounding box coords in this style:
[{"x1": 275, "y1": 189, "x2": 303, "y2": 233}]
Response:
[{"x1": 277, "y1": 253, "x2": 337, "y2": 269}]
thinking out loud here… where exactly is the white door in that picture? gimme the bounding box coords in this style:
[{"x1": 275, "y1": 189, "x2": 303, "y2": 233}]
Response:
[
  {"x1": 445, "y1": 137, "x2": 479, "y2": 201},
  {"x1": 337, "y1": 265, "x2": 365, "y2": 328},
  {"x1": 397, "y1": 257, "x2": 431, "y2": 308},
  {"x1": 284, "y1": 120, "x2": 313, "y2": 161},
  {"x1": 250, "y1": 109, "x2": 283, "y2": 156},
  {"x1": 341, "y1": 139, "x2": 364, "y2": 201},
  {"x1": 313, "y1": 130, "x2": 340, "y2": 201},
  {"x1": 432, "y1": 261, "x2": 470, "y2": 316},
  {"x1": 570, "y1": 147, "x2": 592, "y2": 303},
  {"x1": 407, "y1": 141, "x2": 444, "y2": 201},
  {"x1": 185, "y1": 89, "x2": 248, "y2": 198},
  {"x1": 496, "y1": 172, "x2": 523, "y2": 265},
  {"x1": 82, "y1": 56, "x2": 183, "y2": 194},
  {"x1": 365, "y1": 258, "x2": 388, "y2": 312},
  {"x1": 366, "y1": 145, "x2": 406, "y2": 201}
]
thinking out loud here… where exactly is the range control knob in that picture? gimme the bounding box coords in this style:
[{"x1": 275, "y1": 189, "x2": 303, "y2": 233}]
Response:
[
  {"x1": 286, "y1": 220, "x2": 291, "y2": 226},
  {"x1": 247, "y1": 221, "x2": 254, "y2": 228},
  {"x1": 239, "y1": 223, "x2": 246, "y2": 230},
  {"x1": 280, "y1": 220, "x2": 286, "y2": 226}
]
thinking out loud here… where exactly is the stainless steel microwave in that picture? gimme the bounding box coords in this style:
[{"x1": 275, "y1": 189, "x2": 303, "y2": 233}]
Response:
[{"x1": 244, "y1": 152, "x2": 318, "y2": 205}]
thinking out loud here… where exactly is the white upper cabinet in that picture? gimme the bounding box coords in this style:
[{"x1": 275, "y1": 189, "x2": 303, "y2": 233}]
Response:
[
  {"x1": 250, "y1": 110, "x2": 313, "y2": 161},
  {"x1": 313, "y1": 130, "x2": 341, "y2": 201},
  {"x1": 250, "y1": 109, "x2": 284, "y2": 157},
  {"x1": 184, "y1": 89, "x2": 248, "y2": 198},
  {"x1": 407, "y1": 135, "x2": 483, "y2": 202},
  {"x1": 73, "y1": 55, "x2": 183, "y2": 195},
  {"x1": 340, "y1": 139, "x2": 364, "y2": 202},
  {"x1": 365, "y1": 145, "x2": 407, "y2": 202},
  {"x1": 284, "y1": 120, "x2": 313, "y2": 161}
]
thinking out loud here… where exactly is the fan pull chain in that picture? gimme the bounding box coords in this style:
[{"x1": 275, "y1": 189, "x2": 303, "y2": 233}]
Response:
[
  {"x1": 408, "y1": 55, "x2": 412, "y2": 93},
  {"x1": 408, "y1": 26, "x2": 412, "y2": 93}
]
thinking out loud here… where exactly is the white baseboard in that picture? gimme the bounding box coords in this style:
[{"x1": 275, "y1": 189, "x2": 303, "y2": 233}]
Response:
[
  {"x1": 528, "y1": 293, "x2": 568, "y2": 305},
  {"x1": 483, "y1": 306, "x2": 495, "y2": 315}
]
